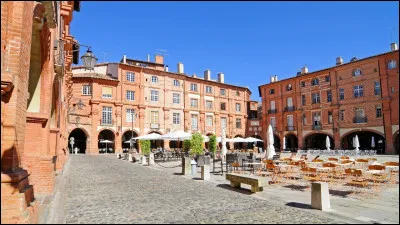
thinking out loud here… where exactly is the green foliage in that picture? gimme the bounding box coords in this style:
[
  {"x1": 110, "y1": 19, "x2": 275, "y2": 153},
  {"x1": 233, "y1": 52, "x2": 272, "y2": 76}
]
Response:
[
  {"x1": 189, "y1": 132, "x2": 204, "y2": 156},
  {"x1": 209, "y1": 134, "x2": 217, "y2": 154},
  {"x1": 140, "y1": 140, "x2": 151, "y2": 156},
  {"x1": 182, "y1": 139, "x2": 191, "y2": 153}
]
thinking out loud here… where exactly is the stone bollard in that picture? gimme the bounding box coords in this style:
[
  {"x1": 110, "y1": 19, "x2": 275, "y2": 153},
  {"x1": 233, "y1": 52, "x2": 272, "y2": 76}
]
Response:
[
  {"x1": 191, "y1": 159, "x2": 197, "y2": 176},
  {"x1": 311, "y1": 182, "x2": 331, "y2": 211},
  {"x1": 148, "y1": 153, "x2": 155, "y2": 166},
  {"x1": 201, "y1": 165, "x2": 210, "y2": 180},
  {"x1": 141, "y1": 155, "x2": 147, "y2": 165},
  {"x1": 182, "y1": 157, "x2": 191, "y2": 175},
  {"x1": 117, "y1": 153, "x2": 121, "y2": 159},
  {"x1": 128, "y1": 154, "x2": 133, "y2": 162}
]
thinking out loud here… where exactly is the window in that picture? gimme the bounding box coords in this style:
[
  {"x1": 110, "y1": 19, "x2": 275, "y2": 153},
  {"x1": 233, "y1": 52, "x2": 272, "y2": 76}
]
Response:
[
  {"x1": 150, "y1": 90, "x2": 159, "y2": 102},
  {"x1": 82, "y1": 85, "x2": 91, "y2": 95},
  {"x1": 287, "y1": 97, "x2": 293, "y2": 107},
  {"x1": 191, "y1": 114, "x2": 198, "y2": 130},
  {"x1": 376, "y1": 106, "x2": 382, "y2": 118},
  {"x1": 102, "y1": 87, "x2": 112, "y2": 99},
  {"x1": 126, "y1": 72, "x2": 135, "y2": 82},
  {"x1": 312, "y1": 93, "x2": 320, "y2": 104},
  {"x1": 205, "y1": 86, "x2": 212, "y2": 93},
  {"x1": 221, "y1": 117, "x2": 227, "y2": 129},
  {"x1": 206, "y1": 100, "x2": 213, "y2": 109},
  {"x1": 270, "y1": 101, "x2": 275, "y2": 110},
  {"x1": 325, "y1": 75, "x2": 330, "y2": 82},
  {"x1": 301, "y1": 81, "x2": 306, "y2": 87},
  {"x1": 151, "y1": 76, "x2": 158, "y2": 83},
  {"x1": 353, "y1": 85, "x2": 363, "y2": 98},
  {"x1": 339, "y1": 88, "x2": 344, "y2": 100},
  {"x1": 301, "y1": 94, "x2": 306, "y2": 106},
  {"x1": 190, "y1": 83, "x2": 198, "y2": 92},
  {"x1": 313, "y1": 112, "x2": 321, "y2": 126},
  {"x1": 102, "y1": 106, "x2": 112, "y2": 125},
  {"x1": 355, "y1": 107, "x2": 365, "y2": 118},
  {"x1": 236, "y1": 103, "x2": 241, "y2": 112},
  {"x1": 327, "y1": 90, "x2": 332, "y2": 102},
  {"x1": 328, "y1": 111, "x2": 332, "y2": 124},
  {"x1": 236, "y1": 91, "x2": 240, "y2": 96},
  {"x1": 126, "y1": 109, "x2": 135, "y2": 122},
  {"x1": 220, "y1": 102, "x2": 226, "y2": 110},
  {"x1": 150, "y1": 111, "x2": 159, "y2": 124},
  {"x1": 286, "y1": 84, "x2": 292, "y2": 91},
  {"x1": 340, "y1": 110, "x2": 345, "y2": 121},
  {"x1": 287, "y1": 115, "x2": 294, "y2": 127},
  {"x1": 249, "y1": 127, "x2": 252, "y2": 131},
  {"x1": 236, "y1": 118, "x2": 242, "y2": 129},
  {"x1": 270, "y1": 117, "x2": 276, "y2": 128},
  {"x1": 173, "y1": 93, "x2": 180, "y2": 104},
  {"x1": 388, "y1": 60, "x2": 397, "y2": 70},
  {"x1": 374, "y1": 81, "x2": 381, "y2": 95},
  {"x1": 391, "y1": 87, "x2": 395, "y2": 93},
  {"x1": 126, "y1": 91, "x2": 135, "y2": 101},
  {"x1": 190, "y1": 98, "x2": 198, "y2": 108},
  {"x1": 311, "y1": 78, "x2": 319, "y2": 86},
  {"x1": 173, "y1": 79, "x2": 180, "y2": 87},
  {"x1": 173, "y1": 113, "x2": 180, "y2": 124},
  {"x1": 206, "y1": 115, "x2": 213, "y2": 126},
  {"x1": 303, "y1": 114, "x2": 307, "y2": 125},
  {"x1": 353, "y1": 68, "x2": 362, "y2": 76},
  {"x1": 269, "y1": 89, "x2": 275, "y2": 94},
  {"x1": 220, "y1": 89, "x2": 226, "y2": 96}
]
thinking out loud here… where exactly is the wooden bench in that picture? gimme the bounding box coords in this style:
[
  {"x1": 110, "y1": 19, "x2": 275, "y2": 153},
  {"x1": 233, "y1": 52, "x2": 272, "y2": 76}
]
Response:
[{"x1": 226, "y1": 173, "x2": 269, "y2": 193}]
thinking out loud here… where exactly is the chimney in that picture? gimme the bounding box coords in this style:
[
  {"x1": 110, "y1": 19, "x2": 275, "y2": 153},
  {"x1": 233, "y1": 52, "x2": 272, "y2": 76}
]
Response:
[
  {"x1": 204, "y1": 69, "x2": 211, "y2": 80},
  {"x1": 177, "y1": 62, "x2": 184, "y2": 74},
  {"x1": 296, "y1": 71, "x2": 301, "y2": 76},
  {"x1": 192, "y1": 73, "x2": 197, "y2": 78},
  {"x1": 391, "y1": 42, "x2": 398, "y2": 51},
  {"x1": 155, "y1": 55, "x2": 164, "y2": 64},
  {"x1": 123, "y1": 55, "x2": 126, "y2": 64},
  {"x1": 336, "y1": 56, "x2": 343, "y2": 65},
  {"x1": 301, "y1": 65, "x2": 308, "y2": 74},
  {"x1": 274, "y1": 75, "x2": 278, "y2": 82},
  {"x1": 165, "y1": 65, "x2": 169, "y2": 72},
  {"x1": 217, "y1": 73, "x2": 224, "y2": 83},
  {"x1": 270, "y1": 76, "x2": 275, "y2": 83}
]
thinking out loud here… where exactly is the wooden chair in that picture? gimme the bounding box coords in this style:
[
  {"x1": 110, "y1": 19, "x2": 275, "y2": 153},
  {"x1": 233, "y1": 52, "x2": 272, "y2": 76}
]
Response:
[
  {"x1": 301, "y1": 167, "x2": 320, "y2": 189},
  {"x1": 312, "y1": 159, "x2": 324, "y2": 163},
  {"x1": 384, "y1": 162, "x2": 399, "y2": 166},
  {"x1": 328, "y1": 157, "x2": 339, "y2": 162},
  {"x1": 231, "y1": 162, "x2": 242, "y2": 174}
]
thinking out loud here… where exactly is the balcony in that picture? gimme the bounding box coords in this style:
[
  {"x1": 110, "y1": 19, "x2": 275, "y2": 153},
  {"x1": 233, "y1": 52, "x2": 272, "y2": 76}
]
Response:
[
  {"x1": 286, "y1": 126, "x2": 295, "y2": 131},
  {"x1": 268, "y1": 109, "x2": 277, "y2": 114},
  {"x1": 312, "y1": 123, "x2": 322, "y2": 130},
  {"x1": 353, "y1": 117, "x2": 367, "y2": 123},
  {"x1": 284, "y1": 106, "x2": 296, "y2": 112},
  {"x1": 191, "y1": 126, "x2": 198, "y2": 131},
  {"x1": 150, "y1": 123, "x2": 160, "y2": 129}
]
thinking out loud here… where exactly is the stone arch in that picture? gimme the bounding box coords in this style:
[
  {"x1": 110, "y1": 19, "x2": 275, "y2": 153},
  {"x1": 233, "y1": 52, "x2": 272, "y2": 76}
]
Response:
[
  {"x1": 250, "y1": 134, "x2": 264, "y2": 149},
  {"x1": 341, "y1": 130, "x2": 386, "y2": 154},
  {"x1": 98, "y1": 129, "x2": 115, "y2": 154},
  {"x1": 284, "y1": 133, "x2": 298, "y2": 151},
  {"x1": 121, "y1": 130, "x2": 139, "y2": 153},
  {"x1": 394, "y1": 130, "x2": 399, "y2": 155},
  {"x1": 147, "y1": 131, "x2": 164, "y2": 149},
  {"x1": 234, "y1": 134, "x2": 245, "y2": 149},
  {"x1": 303, "y1": 132, "x2": 334, "y2": 150},
  {"x1": 68, "y1": 128, "x2": 88, "y2": 154}
]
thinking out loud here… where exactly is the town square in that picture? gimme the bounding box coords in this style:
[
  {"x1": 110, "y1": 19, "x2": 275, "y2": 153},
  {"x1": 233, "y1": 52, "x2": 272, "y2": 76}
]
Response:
[{"x1": 1, "y1": 1, "x2": 399, "y2": 224}]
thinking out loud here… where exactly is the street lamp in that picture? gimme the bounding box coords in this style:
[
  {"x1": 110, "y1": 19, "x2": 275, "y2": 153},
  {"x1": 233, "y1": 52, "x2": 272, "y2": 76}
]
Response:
[
  {"x1": 130, "y1": 112, "x2": 139, "y2": 153},
  {"x1": 80, "y1": 47, "x2": 98, "y2": 71}
]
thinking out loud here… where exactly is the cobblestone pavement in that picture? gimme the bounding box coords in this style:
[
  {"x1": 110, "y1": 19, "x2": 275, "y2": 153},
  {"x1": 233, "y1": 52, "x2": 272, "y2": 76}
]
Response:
[{"x1": 65, "y1": 155, "x2": 352, "y2": 224}]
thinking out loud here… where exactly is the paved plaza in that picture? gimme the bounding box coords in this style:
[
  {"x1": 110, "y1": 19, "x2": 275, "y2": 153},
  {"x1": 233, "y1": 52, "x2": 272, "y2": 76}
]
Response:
[{"x1": 58, "y1": 155, "x2": 383, "y2": 224}]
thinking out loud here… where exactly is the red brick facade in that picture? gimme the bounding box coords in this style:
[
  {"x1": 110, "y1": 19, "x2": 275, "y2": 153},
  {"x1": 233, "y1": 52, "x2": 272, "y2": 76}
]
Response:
[
  {"x1": 1, "y1": 1, "x2": 79, "y2": 223},
  {"x1": 259, "y1": 48, "x2": 399, "y2": 154}
]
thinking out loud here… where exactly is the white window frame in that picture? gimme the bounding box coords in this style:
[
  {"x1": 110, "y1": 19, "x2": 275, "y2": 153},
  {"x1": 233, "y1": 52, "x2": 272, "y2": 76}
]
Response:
[
  {"x1": 374, "y1": 81, "x2": 381, "y2": 95},
  {"x1": 126, "y1": 72, "x2": 135, "y2": 82},
  {"x1": 388, "y1": 60, "x2": 397, "y2": 70},
  {"x1": 287, "y1": 115, "x2": 294, "y2": 127},
  {"x1": 150, "y1": 90, "x2": 159, "y2": 102},
  {"x1": 190, "y1": 83, "x2": 198, "y2": 92},
  {"x1": 236, "y1": 118, "x2": 242, "y2": 129},
  {"x1": 376, "y1": 106, "x2": 382, "y2": 118},
  {"x1": 236, "y1": 103, "x2": 241, "y2": 112},
  {"x1": 312, "y1": 93, "x2": 320, "y2": 104},
  {"x1": 220, "y1": 89, "x2": 226, "y2": 96},
  {"x1": 150, "y1": 111, "x2": 159, "y2": 124},
  {"x1": 353, "y1": 68, "x2": 362, "y2": 76},
  {"x1": 311, "y1": 78, "x2": 319, "y2": 86},
  {"x1": 205, "y1": 86, "x2": 212, "y2": 93},
  {"x1": 287, "y1": 97, "x2": 293, "y2": 107},
  {"x1": 353, "y1": 85, "x2": 363, "y2": 98},
  {"x1": 82, "y1": 85, "x2": 92, "y2": 96},
  {"x1": 151, "y1": 76, "x2": 158, "y2": 83},
  {"x1": 102, "y1": 106, "x2": 112, "y2": 125},
  {"x1": 190, "y1": 98, "x2": 198, "y2": 108},
  {"x1": 221, "y1": 117, "x2": 227, "y2": 129},
  {"x1": 126, "y1": 90, "x2": 135, "y2": 101},
  {"x1": 173, "y1": 79, "x2": 180, "y2": 87},
  {"x1": 270, "y1": 101, "x2": 275, "y2": 110},
  {"x1": 191, "y1": 114, "x2": 198, "y2": 130},
  {"x1": 206, "y1": 115, "x2": 213, "y2": 126},
  {"x1": 173, "y1": 93, "x2": 180, "y2": 104},
  {"x1": 126, "y1": 109, "x2": 135, "y2": 122},
  {"x1": 173, "y1": 113, "x2": 180, "y2": 124},
  {"x1": 206, "y1": 100, "x2": 213, "y2": 109}
]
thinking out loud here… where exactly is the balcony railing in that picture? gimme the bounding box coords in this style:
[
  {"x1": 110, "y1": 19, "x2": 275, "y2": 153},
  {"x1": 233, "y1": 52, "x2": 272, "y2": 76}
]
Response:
[
  {"x1": 150, "y1": 123, "x2": 160, "y2": 129},
  {"x1": 312, "y1": 123, "x2": 322, "y2": 130},
  {"x1": 268, "y1": 109, "x2": 277, "y2": 114},
  {"x1": 191, "y1": 126, "x2": 198, "y2": 131},
  {"x1": 353, "y1": 117, "x2": 367, "y2": 123},
  {"x1": 286, "y1": 126, "x2": 295, "y2": 131},
  {"x1": 284, "y1": 106, "x2": 296, "y2": 112}
]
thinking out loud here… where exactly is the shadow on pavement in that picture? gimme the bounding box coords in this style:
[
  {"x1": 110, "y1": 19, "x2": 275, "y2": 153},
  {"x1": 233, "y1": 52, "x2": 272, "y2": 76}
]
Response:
[
  {"x1": 216, "y1": 184, "x2": 253, "y2": 195},
  {"x1": 285, "y1": 202, "x2": 312, "y2": 209}
]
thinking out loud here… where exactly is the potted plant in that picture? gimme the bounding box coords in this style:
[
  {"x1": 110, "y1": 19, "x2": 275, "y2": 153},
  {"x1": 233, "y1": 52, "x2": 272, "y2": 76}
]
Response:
[
  {"x1": 140, "y1": 140, "x2": 151, "y2": 164},
  {"x1": 208, "y1": 134, "x2": 217, "y2": 158},
  {"x1": 182, "y1": 139, "x2": 191, "y2": 157},
  {"x1": 190, "y1": 132, "x2": 204, "y2": 161}
]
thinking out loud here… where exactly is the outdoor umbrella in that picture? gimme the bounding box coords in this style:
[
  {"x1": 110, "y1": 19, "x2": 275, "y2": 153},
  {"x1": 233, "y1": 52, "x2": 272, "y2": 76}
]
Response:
[
  {"x1": 244, "y1": 137, "x2": 263, "y2": 142},
  {"x1": 221, "y1": 129, "x2": 227, "y2": 161},
  {"x1": 282, "y1": 136, "x2": 286, "y2": 151},
  {"x1": 135, "y1": 133, "x2": 163, "y2": 140},
  {"x1": 371, "y1": 136, "x2": 375, "y2": 148},
  {"x1": 266, "y1": 124, "x2": 276, "y2": 159},
  {"x1": 326, "y1": 135, "x2": 330, "y2": 151},
  {"x1": 202, "y1": 135, "x2": 210, "y2": 142},
  {"x1": 99, "y1": 140, "x2": 113, "y2": 154},
  {"x1": 354, "y1": 135, "x2": 360, "y2": 152},
  {"x1": 160, "y1": 130, "x2": 192, "y2": 151},
  {"x1": 352, "y1": 136, "x2": 356, "y2": 148}
]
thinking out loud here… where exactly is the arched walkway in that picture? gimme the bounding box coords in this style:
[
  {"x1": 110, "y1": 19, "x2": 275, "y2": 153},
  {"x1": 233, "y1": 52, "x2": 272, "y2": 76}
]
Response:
[
  {"x1": 284, "y1": 133, "x2": 298, "y2": 152},
  {"x1": 234, "y1": 135, "x2": 245, "y2": 149},
  {"x1": 304, "y1": 133, "x2": 334, "y2": 150},
  {"x1": 248, "y1": 135, "x2": 264, "y2": 149},
  {"x1": 341, "y1": 131, "x2": 385, "y2": 154},
  {"x1": 273, "y1": 134, "x2": 281, "y2": 152},
  {"x1": 68, "y1": 128, "x2": 88, "y2": 154},
  {"x1": 148, "y1": 131, "x2": 164, "y2": 150},
  {"x1": 394, "y1": 131, "x2": 399, "y2": 155},
  {"x1": 98, "y1": 129, "x2": 115, "y2": 154},
  {"x1": 121, "y1": 130, "x2": 139, "y2": 153}
]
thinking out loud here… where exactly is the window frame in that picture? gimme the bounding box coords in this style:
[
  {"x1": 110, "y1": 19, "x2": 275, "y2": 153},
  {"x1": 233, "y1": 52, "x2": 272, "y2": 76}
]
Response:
[
  {"x1": 339, "y1": 88, "x2": 344, "y2": 100},
  {"x1": 173, "y1": 112, "x2": 180, "y2": 124},
  {"x1": 172, "y1": 93, "x2": 180, "y2": 104},
  {"x1": 190, "y1": 98, "x2": 198, "y2": 108},
  {"x1": 82, "y1": 85, "x2": 92, "y2": 96},
  {"x1": 206, "y1": 115, "x2": 213, "y2": 126},
  {"x1": 205, "y1": 86, "x2": 212, "y2": 93},
  {"x1": 173, "y1": 79, "x2": 180, "y2": 87},
  {"x1": 269, "y1": 89, "x2": 275, "y2": 95},
  {"x1": 151, "y1": 76, "x2": 158, "y2": 83},
  {"x1": 126, "y1": 90, "x2": 135, "y2": 101},
  {"x1": 205, "y1": 100, "x2": 213, "y2": 109},
  {"x1": 220, "y1": 102, "x2": 226, "y2": 110},
  {"x1": 376, "y1": 106, "x2": 382, "y2": 118},
  {"x1": 311, "y1": 78, "x2": 319, "y2": 86},
  {"x1": 220, "y1": 88, "x2": 226, "y2": 96},
  {"x1": 126, "y1": 109, "x2": 135, "y2": 122},
  {"x1": 312, "y1": 92, "x2": 320, "y2": 104},
  {"x1": 150, "y1": 90, "x2": 159, "y2": 102},
  {"x1": 353, "y1": 85, "x2": 364, "y2": 98},
  {"x1": 102, "y1": 106, "x2": 112, "y2": 125},
  {"x1": 236, "y1": 118, "x2": 242, "y2": 129},
  {"x1": 150, "y1": 111, "x2": 159, "y2": 124},
  {"x1": 327, "y1": 90, "x2": 332, "y2": 102},
  {"x1": 388, "y1": 60, "x2": 397, "y2": 70},
  {"x1": 126, "y1": 72, "x2": 135, "y2": 82},
  {"x1": 235, "y1": 103, "x2": 241, "y2": 112},
  {"x1": 374, "y1": 81, "x2": 381, "y2": 95},
  {"x1": 190, "y1": 83, "x2": 198, "y2": 92},
  {"x1": 352, "y1": 68, "x2": 362, "y2": 76}
]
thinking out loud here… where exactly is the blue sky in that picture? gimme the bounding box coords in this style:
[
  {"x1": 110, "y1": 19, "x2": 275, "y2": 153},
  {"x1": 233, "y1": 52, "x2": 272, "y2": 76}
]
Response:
[{"x1": 71, "y1": 1, "x2": 399, "y2": 101}]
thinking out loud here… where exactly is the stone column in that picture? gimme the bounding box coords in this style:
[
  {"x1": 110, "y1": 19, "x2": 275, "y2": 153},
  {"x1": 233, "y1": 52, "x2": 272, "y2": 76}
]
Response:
[{"x1": 311, "y1": 182, "x2": 331, "y2": 211}]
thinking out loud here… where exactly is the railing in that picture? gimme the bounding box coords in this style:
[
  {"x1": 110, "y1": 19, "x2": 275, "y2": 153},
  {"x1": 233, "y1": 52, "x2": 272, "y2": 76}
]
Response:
[
  {"x1": 150, "y1": 123, "x2": 160, "y2": 129},
  {"x1": 286, "y1": 126, "x2": 295, "y2": 131},
  {"x1": 191, "y1": 126, "x2": 198, "y2": 131},
  {"x1": 312, "y1": 123, "x2": 322, "y2": 130},
  {"x1": 353, "y1": 117, "x2": 367, "y2": 123},
  {"x1": 284, "y1": 106, "x2": 296, "y2": 112},
  {"x1": 268, "y1": 109, "x2": 277, "y2": 114}
]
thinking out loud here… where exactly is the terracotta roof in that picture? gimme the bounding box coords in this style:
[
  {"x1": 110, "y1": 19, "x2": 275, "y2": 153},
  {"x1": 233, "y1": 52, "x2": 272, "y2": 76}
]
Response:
[{"x1": 72, "y1": 73, "x2": 118, "y2": 81}]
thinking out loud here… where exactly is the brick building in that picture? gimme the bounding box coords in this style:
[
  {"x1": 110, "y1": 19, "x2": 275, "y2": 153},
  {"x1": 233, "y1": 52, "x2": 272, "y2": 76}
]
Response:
[
  {"x1": 258, "y1": 44, "x2": 399, "y2": 154},
  {"x1": 1, "y1": 1, "x2": 80, "y2": 223},
  {"x1": 68, "y1": 55, "x2": 251, "y2": 154},
  {"x1": 246, "y1": 100, "x2": 263, "y2": 148}
]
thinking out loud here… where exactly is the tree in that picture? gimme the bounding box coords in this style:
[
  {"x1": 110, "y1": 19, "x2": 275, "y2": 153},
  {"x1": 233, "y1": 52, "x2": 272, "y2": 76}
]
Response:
[
  {"x1": 209, "y1": 134, "x2": 217, "y2": 155},
  {"x1": 183, "y1": 139, "x2": 191, "y2": 153},
  {"x1": 140, "y1": 140, "x2": 151, "y2": 156},
  {"x1": 189, "y1": 132, "x2": 204, "y2": 157}
]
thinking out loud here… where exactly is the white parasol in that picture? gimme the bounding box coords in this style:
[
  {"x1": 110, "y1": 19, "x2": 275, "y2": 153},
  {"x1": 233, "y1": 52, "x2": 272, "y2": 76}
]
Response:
[
  {"x1": 99, "y1": 140, "x2": 113, "y2": 154},
  {"x1": 326, "y1": 135, "x2": 331, "y2": 151},
  {"x1": 354, "y1": 135, "x2": 360, "y2": 151},
  {"x1": 266, "y1": 124, "x2": 276, "y2": 159},
  {"x1": 371, "y1": 136, "x2": 375, "y2": 148},
  {"x1": 282, "y1": 136, "x2": 286, "y2": 151}
]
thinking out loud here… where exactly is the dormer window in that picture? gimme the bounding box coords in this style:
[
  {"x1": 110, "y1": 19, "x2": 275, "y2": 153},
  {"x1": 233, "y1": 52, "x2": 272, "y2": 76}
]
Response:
[
  {"x1": 311, "y1": 78, "x2": 319, "y2": 86},
  {"x1": 353, "y1": 68, "x2": 362, "y2": 76},
  {"x1": 269, "y1": 89, "x2": 275, "y2": 94},
  {"x1": 286, "y1": 84, "x2": 292, "y2": 91},
  {"x1": 388, "y1": 60, "x2": 397, "y2": 70}
]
